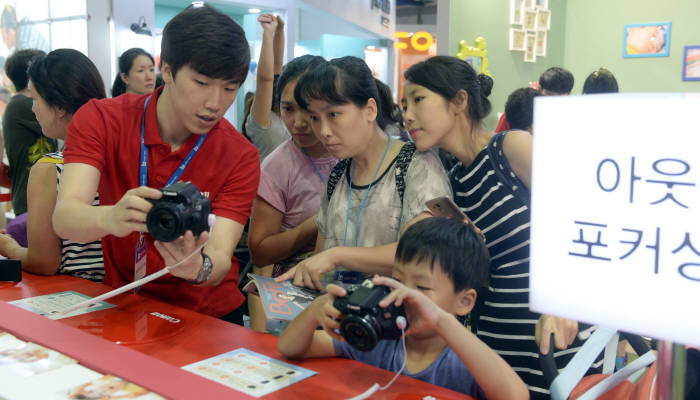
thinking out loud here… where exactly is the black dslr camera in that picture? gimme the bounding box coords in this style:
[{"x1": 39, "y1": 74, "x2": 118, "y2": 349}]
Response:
[
  {"x1": 146, "y1": 182, "x2": 211, "y2": 242},
  {"x1": 333, "y1": 281, "x2": 408, "y2": 352}
]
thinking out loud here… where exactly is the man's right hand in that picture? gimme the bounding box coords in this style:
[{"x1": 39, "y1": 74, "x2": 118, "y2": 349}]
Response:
[{"x1": 100, "y1": 186, "x2": 162, "y2": 237}]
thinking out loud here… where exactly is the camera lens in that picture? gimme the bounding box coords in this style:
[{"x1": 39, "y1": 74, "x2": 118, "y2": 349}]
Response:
[
  {"x1": 157, "y1": 212, "x2": 176, "y2": 232},
  {"x1": 146, "y1": 205, "x2": 185, "y2": 242},
  {"x1": 340, "y1": 315, "x2": 379, "y2": 352}
]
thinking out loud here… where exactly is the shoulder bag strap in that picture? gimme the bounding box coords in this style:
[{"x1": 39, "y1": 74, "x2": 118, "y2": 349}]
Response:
[
  {"x1": 327, "y1": 159, "x2": 350, "y2": 201},
  {"x1": 393, "y1": 143, "x2": 416, "y2": 205}
]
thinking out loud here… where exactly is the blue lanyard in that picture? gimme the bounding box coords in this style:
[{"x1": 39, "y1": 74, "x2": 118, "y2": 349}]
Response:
[
  {"x1": 139, "y1": 95, "x2": 207, "y2": 187},
  {"x1": 301, "y1": 147, "x2": 326, "y2": 184},
  {"x1": 342, "y1": 134, "x2": 391, "y2": 247}
]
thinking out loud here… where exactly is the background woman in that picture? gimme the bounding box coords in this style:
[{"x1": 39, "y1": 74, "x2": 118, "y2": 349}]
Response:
[
  {"x1": 243, "y1": 14, "x2": 288, "y2": 161},
  {"x1": 0, "y1": 49, "x2": 104, "y2": 281},
  {"x1": 111, "y1": 48, "x2": 155, "y2": 97}
]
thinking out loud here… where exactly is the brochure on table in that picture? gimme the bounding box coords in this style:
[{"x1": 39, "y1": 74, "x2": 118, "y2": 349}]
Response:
[
  {"x1": 183, "y1": 348, "x2": 317, "y2": 398},
  {"x1": 9, "y1": 291, "x2": 115, "y2": 320}
]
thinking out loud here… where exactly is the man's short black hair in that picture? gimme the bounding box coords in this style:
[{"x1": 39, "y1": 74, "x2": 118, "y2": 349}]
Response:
[
  {"x1": 539, "y1": 67, "x2": 574, "y2": 94},
  {"x1": 396, "y1": 217, "x2": 490, "y2": 293},
  {"x1": 505, "y1": 87, "x2": 541, "y2": 131},
  {"x1": 160, "y1": 4, "x2": 249, "y2": 83},
  {"x1": 5, "y1": 49, "x2": 44, "y2": 91}
]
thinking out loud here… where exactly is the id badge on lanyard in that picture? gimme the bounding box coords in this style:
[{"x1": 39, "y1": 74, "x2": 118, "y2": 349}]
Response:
[
  {"x1": 134, "y1": 95, "x2": 206, "y2": 292},
  {"x1": 134, "y1": 233, "x2": 147, "y2": 292}
]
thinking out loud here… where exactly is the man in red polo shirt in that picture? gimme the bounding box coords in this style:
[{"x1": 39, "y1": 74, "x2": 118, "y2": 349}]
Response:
[{"x1": 52, "y1": 5, "x2": 260, "y2": 322}]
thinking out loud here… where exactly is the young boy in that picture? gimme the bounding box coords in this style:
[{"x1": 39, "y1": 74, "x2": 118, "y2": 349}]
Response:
[
  {"x1": 52, "y1": 4, "x2": 260, "y2": 322},
  {"x1": 278, "y1": 217, "x2": 528, "y2": 400}
]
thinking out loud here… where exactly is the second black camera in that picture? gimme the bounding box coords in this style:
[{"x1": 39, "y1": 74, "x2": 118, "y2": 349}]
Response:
[{"x1": 333, "y1": 282, "x2": 408, "y2": 352}]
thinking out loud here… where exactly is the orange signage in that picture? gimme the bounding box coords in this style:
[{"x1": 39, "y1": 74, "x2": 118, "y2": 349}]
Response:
[{"x1": 394, "y1": 31, "x2": 434, "y2": 52}]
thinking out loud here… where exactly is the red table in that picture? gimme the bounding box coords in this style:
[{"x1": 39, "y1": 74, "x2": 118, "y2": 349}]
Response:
[{"x1": 0, "y1": 274, "x2": 470, "y2": 399}]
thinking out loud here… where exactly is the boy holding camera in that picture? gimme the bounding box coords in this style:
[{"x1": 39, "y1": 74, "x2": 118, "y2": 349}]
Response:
[
  {"x1": 52, "y1": 5, "x2": 260, "y2": 321},
  {"x1": 278, "y1": 217, "x2": 528, "y2": 399}
]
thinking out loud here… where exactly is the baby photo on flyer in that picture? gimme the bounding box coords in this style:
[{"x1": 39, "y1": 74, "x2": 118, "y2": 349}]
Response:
[
  {"x1": 62, "y1": 375, "x2": 165, "y2": 400},
  {"x1": 0, "y1": 342, "x2": 76, "y2": 377}
]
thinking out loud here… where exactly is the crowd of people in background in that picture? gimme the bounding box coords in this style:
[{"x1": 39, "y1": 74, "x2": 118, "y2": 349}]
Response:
[{"x1": 0, "y1": 4, "x2": 633, "y2": 399}]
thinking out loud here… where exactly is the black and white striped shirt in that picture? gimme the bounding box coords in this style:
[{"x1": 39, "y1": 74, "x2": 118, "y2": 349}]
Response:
[
  {"x1": 451, "y1": 147, "x2": 596, "y2": 399},
  {"x1": 39, "y1": 152, "x2": 104, "y2": 282}
]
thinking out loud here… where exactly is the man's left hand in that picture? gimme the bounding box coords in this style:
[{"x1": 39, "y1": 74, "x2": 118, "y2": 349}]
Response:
[{"x1": 154, "y1": 230, "x2": 209, "y2": 281}]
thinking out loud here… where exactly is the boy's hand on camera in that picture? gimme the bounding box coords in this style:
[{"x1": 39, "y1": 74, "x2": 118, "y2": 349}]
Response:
[
  {"x1": 311, "y1": 284, "x2": 346, "y2": 341},
  {"x1": 257, "y1": 13, "x2": 278, "y2": 34},
  {"x1": 154, "y1": 230, "x2": 210, "y2": 281},
  {"x1": 372, "y1": 275, "x2": 443, "y2": 336},
  {"x1": 275, "y1": 249, "x2": 336, "y2": 291},
  {"x1": 104, "y1": 186, "x2": 161, "y2": 237}
]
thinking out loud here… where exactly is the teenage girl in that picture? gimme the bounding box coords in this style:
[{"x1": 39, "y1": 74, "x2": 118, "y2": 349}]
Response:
[
  {"x1": 243, "y1": 14, "x2": 289, "y2": 161},
  {"x1": 247, "y1": 15, "x2": 336, "y2": 331}
]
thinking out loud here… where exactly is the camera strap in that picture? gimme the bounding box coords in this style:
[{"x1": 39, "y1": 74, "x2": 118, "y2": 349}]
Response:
[
  {"x1": 135, "y1": 95, "x2": 207, "y2": 290},
  {"x1": 139, "y1": 95, "x2": 208, "y2": 188}
]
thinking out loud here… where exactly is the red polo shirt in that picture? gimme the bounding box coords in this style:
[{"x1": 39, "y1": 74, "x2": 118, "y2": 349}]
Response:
[
  {"x1": 63, "y1": 87, "x2": 260, "y2": 317},
  {"x1": 495, "y1": 112, "x2": 511, "y2": 133}
]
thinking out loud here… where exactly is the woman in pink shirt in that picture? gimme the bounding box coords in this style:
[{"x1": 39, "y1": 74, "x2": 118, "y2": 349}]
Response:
[{"x1": 247, "y1": 15, "x2": 336, "y2": 332}]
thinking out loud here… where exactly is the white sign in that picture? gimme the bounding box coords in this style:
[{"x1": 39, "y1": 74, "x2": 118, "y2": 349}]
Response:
[{"x1": 530, "y1": 93, "x2": 700, "y2": 347}]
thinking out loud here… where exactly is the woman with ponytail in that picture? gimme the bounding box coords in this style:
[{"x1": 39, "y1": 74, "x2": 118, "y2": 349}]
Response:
[
  {"x1": 402, "y1": 56, "x2": 588, "y2": 399},
  {"x1": 373, "y1": 78, "x2": 410, "y2": 142},
  {"x1": 111, "y1": 48, "x2": 155, "y2": 97},
  {"x1": 275, "y1": 56, "x2": 452, "y2": 290}
]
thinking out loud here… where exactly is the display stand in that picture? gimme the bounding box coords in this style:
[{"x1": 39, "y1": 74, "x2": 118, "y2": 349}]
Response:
[{"x1": 657, "y1": 341, "x2": 687, "y2": 400}]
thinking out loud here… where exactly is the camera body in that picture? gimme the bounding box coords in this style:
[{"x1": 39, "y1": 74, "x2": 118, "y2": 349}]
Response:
[
  {"x1": 146, "y1": 181, "x2": 211, "y2": 242},
  {"x1": 333, "y1": 283, "x2": 407, "y2": 352}
]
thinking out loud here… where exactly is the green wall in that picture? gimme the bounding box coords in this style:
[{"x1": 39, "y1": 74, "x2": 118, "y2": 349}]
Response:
[
  {"x1": 449, "y1": 0, "x2": 567, "y2": 130},
  {"x1": 449, "y1": 0, "x2": 700, "y2": 130},
  {"x1": 564, "y1": 0, "x2": 700, "y2": 94}
]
